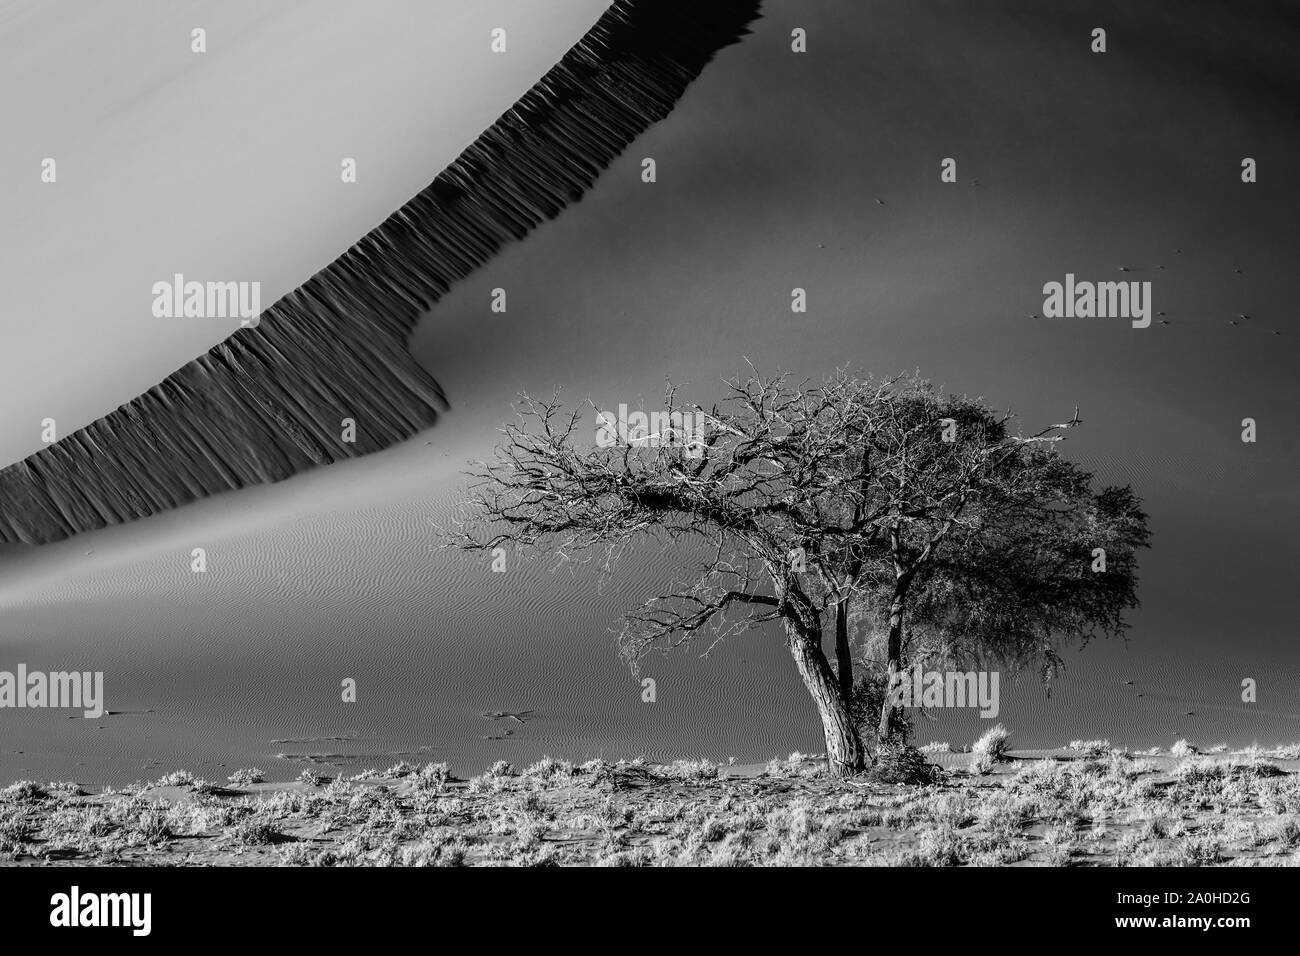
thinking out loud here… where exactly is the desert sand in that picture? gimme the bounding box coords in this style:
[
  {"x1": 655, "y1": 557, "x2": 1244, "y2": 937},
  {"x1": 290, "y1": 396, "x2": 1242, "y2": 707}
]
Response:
[
  {"x1": 1, "y1": 1, "x2": 1297, "y2": 790},
  {"x1": 6, "y1": 747, "x2": 1300, "y2": 867}
]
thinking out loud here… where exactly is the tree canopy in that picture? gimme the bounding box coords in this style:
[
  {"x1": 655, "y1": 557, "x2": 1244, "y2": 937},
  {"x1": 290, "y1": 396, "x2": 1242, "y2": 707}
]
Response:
[{"x1": 449, "y1": 368, "x2": 1151, "y2": 776}]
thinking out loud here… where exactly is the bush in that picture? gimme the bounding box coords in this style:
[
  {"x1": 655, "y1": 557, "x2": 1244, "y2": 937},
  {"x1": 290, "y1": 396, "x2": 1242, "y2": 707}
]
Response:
[
  {"x1": 1277, "y1": 818, "x2": 1300, "y2": 849},
  {"x1": 297, "y1": 769, "x2": 326, "y2": 787},
  {"x1": 1177, "y1": 833, "x2": 1222, "y2": 865},
  {"x1": 412, "y1": 762, "x2": 450, "y2": 791},
  {"x1": 229, "y1": 819, "x2": 283, "y2": 846},
  {"x1": 154, "y1": 770, "x2": 195, "y2": 788},
  {"x1": 763, "y1": 752, "x2": 824, "y2": 779},
  {"x1": 128, "y1": 808, "x2": 171, "y2": 845},
  {"x1": 973, "y1": 725, "x2": 1011, "y2": 764},
  {"x1": 0, "y1": 781, "x2": 45, "y2": 803},
  {"x1": 523, "y1": 757, "x2": 574, "y2": 782},
  {"x1": 864, "y1": 745, "x2": 941, "y2": 785},
  {"x1": 655, "y1": 759, "x2": 720, "y2": 782},
  {"x1": 1068, "y1": 739, "x2": 1112, "y2": 757}
]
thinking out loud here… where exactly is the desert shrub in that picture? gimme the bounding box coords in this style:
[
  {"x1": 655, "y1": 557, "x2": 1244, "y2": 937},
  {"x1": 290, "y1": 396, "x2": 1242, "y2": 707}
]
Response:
[
  {"x1": 976, "y1": 793, "x2": 1031, "y2": 836},
  {"x1": 1276, "y1": 818, "x2": 1300, "y2": 849},
  {"x1": 1068, "y1": 739, "x2": 1112, "y2": 757},
  {"x1": 656, "y1": 759, "x2": 720, "y2": 782},
  {"x1": 864, "y1": 744, "x2": 940, "y2": 785},
  {"x1": 154, "y1": 770, "x2": 196, "y2": 788},
  {"x1": 1, "y1": 781, "x2": 45, "y2": 803},
  {"x1": 297, "y1": 769, "x2": 327, "y2": 787},
  {"x1": 0, "y1": 808, "x2": 33, "y2": 843},
  {"x1": 1240, "y1": 757, "x2": 1286, "y2": 779},
  {"x1": 468, "y1": 761, "x2": 519, "y2": 794},
  {"x1": 763, "y1": 752, "x2": 824, "y2": 779},
  {"x1": 595, "y1": 846, "x2": 652, "y2": 867},
  {"x1": 920, "y1": 793, "x2": 978, "y2": 829},
  {"x1": 278, "y1": 842, "x2": 318, "y2": 865},
  {"x1": 1258, "y1": 775, "x2": 1300, "y2": 814},
  {"x1": 916, "y1": 824, "x2": 964, "y2": 866},
  {"x1": 227, "y1": 768, "x2": 265, "y2": 787},
  {"x1": 523, "y1": 757, "x2": 573, "y2": 782},
  {"x1": 1177, "y1": 833, "x2": 1223, "y2": 865},
  {"x1": 575, "y1": 759, "x2": 616, "y2": 787},
  {"x1": 968, "y1": 752, "x2": 994, "y2": 776},
  {"x1": 973, "y1": 725, "x2": 1011, "y2": 764},
  {"x1": 1175, "y1": 758, "x2": 1227, "y2": 786},
  {"x1": 126, "y1": 807, "x2": 171, "y2": 845},
  {"x1": 412, "y1": 762, "x2": 450, "y2": 791},
  {"x1": 1005, "y1": 759, "x2": 1067, "y2": 796},
  {"x1": 230, "y1": 818, "x2": 283, "y2": 846}
]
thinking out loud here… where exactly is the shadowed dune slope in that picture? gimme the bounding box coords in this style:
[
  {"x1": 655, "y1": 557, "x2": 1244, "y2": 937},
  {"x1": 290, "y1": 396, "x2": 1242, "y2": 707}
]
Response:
[{"x1": 0, "y1": 0, "x2": 762, "y2": 546}]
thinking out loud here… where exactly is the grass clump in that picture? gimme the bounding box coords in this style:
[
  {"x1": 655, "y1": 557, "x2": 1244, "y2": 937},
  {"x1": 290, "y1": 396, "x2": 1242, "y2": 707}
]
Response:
[
  {"x1": 972, "y1": 724, "x2": 1011, "y2": 765},
  {"x1": 1068, "y1": 739, "x2": 1112, "y2": 757}
]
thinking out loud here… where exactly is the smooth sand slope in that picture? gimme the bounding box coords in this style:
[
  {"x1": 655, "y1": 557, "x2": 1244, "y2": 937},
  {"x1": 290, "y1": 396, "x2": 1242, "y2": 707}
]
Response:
[{"x1": 0, "y1": 0, "x2": 612, "y2": 470}]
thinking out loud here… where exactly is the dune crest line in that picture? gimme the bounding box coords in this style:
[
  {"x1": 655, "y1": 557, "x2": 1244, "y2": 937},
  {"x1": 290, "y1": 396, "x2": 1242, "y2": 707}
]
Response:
[{"x1": 0, "y1": 0, "x2": 762, "y2": 546}]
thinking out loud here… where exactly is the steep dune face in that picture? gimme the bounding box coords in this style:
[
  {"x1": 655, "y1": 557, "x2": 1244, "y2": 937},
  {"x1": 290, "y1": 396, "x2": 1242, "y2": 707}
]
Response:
[
  {"x1": 0, "y1": 0, "x2": 611, "y2": 472},
  {"x1": 0, "y1": 0, "x2": 763, "y2": 545}
]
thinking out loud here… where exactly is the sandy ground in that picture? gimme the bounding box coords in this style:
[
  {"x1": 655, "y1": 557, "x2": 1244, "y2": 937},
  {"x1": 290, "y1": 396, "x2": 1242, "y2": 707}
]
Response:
[
  {"x1": 2, "y1": 0, "x2": 1297, "y2": 786},
  {"x1": 5, "y1": 747, "x2": 1300, "y2": 866}
]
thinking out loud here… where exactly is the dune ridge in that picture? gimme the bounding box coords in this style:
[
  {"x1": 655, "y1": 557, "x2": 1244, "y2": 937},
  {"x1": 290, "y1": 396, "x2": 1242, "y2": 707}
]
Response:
[{"x1": 0, "y1": 0, "x2": 763, "y2": 545}]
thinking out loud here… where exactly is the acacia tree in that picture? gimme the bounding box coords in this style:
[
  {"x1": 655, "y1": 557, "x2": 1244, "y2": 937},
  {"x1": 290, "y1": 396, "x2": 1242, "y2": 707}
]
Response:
[{"x1": 447, "y1": 369, "x2": 1150, "y2": 777}]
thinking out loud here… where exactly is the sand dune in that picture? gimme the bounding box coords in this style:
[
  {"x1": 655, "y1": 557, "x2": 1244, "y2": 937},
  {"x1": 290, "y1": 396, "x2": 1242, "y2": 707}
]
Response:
[
  {"x1": 0, "y1": 432, "x2": 819, "y2": 785},
  {"x1": 3, "y1": 0, "x2": 1297, "y2": 786},
  {"x1": 0, "y1": 0, "x2": 616, "y2": 469},
  {"x1": 3, "y1": 425, "x2": 1297, "y2": 786},
  {"x1": 0, "y1": 0, "x2": 761, "y2": 545}
]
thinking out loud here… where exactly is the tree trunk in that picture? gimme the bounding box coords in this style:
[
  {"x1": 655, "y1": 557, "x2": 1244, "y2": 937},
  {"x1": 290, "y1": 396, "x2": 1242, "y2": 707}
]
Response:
[
  {"x1": 833, "y1": 599, "x2": 854, "y2": 701},
  {"x1": 877, "y1": 593, "x2": 906, "y2": 742},
  {"x1": 787, "y1": 622, "x2": 865, "y2": 776}
]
